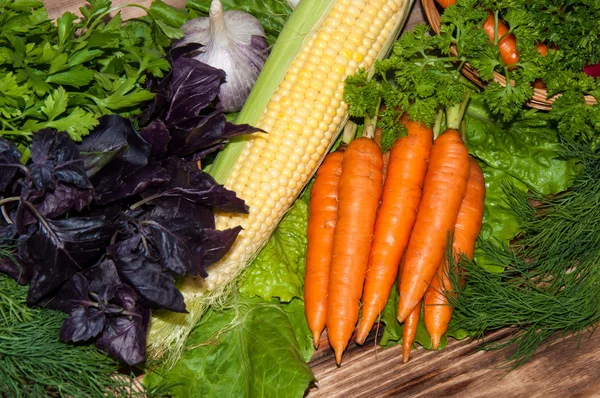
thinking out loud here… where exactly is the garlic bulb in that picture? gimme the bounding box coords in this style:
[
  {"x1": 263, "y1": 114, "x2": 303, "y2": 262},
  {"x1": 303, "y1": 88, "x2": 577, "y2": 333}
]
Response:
[{"x1": 174, "y1": 0, "x2": 268, "y2": 113}]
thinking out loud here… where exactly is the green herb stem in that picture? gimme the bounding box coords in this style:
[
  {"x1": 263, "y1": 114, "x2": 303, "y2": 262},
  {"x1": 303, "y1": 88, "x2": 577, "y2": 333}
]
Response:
[{"x1": 445, "y1": 90, "x2": 472, "y2": 131}]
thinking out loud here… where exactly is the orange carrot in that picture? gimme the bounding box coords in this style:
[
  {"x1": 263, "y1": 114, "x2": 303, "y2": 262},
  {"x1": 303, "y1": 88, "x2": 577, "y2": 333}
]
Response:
[
  {"x1": 327, "y1": 136, "x2": 383, "y2": 365},
  {"x1": 424, "y1": 157, "x2": 485, "y2": 349},
  {"x1": 397, "y1": 129, "x2": 470, "y2": 323},
  {"x1": 402, "y1": 301, "x2": 421, "y2": 363},
  {"x1": 481, "y1": 12, "x2": 519, "y2": 69},
  {"x1": 355, "y1": 117, "x2": 433, "y2": 345},
  {"x1": 305, "y1": 150, "x2": 344, "y2": 349},
  {"x1": 434, "y1": 2, "x2": 548, "y2": 70},
  {"x1": 435, "y1": 0, "x2": 456, "y2": 8}
]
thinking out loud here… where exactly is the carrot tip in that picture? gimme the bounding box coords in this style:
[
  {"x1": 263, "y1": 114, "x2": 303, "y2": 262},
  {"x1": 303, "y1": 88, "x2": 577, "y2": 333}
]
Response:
[
  {"x1": 430, "y1": 335, "x2": 441, "y2": 350},
  {"x1": 355, "y1": 331, "x2": 367, "y2": 346},
  {"x1": 402, "y1": 349, "x2": 410, "y2": 364},
  {"x1": 333, "y1": 346, "x2": 345, "y2": 366},
  {"x1": 313, "y1": 336, "x2": 320, "y2": 349}
]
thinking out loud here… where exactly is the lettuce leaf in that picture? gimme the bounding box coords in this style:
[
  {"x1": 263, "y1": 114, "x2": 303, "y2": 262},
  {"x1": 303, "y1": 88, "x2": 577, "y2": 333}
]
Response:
[
  {"x1": 144, "y1": 295, "x2": 314, "y2": 398},
  {"x1": 239, "y1": 193, "x2": 309, "y2": 302},
  {"x1": 464, "y1": 95, "x2": 576, "y2": 197}
]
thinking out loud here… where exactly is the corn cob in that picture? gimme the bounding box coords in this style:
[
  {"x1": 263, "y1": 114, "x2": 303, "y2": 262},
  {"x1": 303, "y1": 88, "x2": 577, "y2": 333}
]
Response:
[{"x1": 148, "y1": 0, "x2": 414, "y2": 363}]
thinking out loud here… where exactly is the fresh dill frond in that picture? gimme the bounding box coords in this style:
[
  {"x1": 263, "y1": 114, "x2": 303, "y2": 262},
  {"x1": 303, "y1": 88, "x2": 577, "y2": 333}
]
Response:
[
  {"x1": 447, "y1": 140, "x2": 600, "y2": 368},
  {"x1": 0, "y1": 274, "x2": 155, "y2": 398}
]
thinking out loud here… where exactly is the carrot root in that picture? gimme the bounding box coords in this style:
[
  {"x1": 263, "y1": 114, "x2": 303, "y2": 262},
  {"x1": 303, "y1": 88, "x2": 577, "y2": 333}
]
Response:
[
  {"x1": 402, "y1": 302, "x2": 421, "y2": 363},
  {"x1": 327, "y1": 137, "x2": 383, "y2": 365}
]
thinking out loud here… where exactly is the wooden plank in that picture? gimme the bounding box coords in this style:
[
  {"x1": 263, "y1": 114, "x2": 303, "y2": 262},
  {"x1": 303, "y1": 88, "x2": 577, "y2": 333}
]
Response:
[{"x1": 308, "y1": 328, "x2": 600, "y2": 397}]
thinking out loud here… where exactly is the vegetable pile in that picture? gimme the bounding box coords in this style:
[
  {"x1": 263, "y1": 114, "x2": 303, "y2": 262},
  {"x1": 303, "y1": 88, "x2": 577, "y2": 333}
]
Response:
[
  {"x1": 2, "y1": 0, "x2": 600, "y2": 396},
  {"x1": 0, "y1": 50, "x2": 256, "y2": 364},
  {"x1": 0, "y1": 0, "x2": 269, "y2": 367}
]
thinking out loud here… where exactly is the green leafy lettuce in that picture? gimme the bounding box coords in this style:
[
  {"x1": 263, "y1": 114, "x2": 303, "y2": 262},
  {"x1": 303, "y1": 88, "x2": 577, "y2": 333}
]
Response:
[
  {"x1": 239, "y1": 193, "x2": 309, "y2": 302},
  {"x1": 464, "y1": 95, "x2": 577, "y2": 197},
  {"x1": 144, "y1": 296, "x2": 314, "y2": 398}
]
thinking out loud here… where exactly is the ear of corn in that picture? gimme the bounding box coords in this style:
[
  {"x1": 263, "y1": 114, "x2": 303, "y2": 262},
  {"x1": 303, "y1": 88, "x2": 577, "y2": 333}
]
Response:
[{"x1": 148, "y1": 0, "x2": 415, "y2": 364}]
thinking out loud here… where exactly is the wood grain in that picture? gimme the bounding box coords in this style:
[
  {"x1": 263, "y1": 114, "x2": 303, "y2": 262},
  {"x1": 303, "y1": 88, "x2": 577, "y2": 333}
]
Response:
[
  {"x1": 40, "y1": 1, "x2": 600, "y2": 397},
  {"x1": 308, "y1": 327, "x2": 600, "y2": 397}
]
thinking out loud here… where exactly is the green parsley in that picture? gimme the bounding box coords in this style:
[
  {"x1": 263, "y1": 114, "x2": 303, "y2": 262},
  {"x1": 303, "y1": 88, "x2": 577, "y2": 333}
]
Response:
[{"x1": 0, "y1": 0, "x2": 186, "y2": 147}]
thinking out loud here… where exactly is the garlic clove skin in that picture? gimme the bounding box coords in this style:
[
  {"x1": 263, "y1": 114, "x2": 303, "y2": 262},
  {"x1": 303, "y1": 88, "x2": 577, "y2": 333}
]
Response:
[{"x1": 174, "y1": 0, "x2": 269, "y2": 113}]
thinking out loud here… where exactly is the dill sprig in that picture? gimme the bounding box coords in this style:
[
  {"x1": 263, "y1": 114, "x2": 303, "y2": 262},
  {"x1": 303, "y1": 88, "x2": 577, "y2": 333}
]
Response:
[
  {"x1": 448, "y1": 140, "x2": 600, "y2": 368},
  {"x1": 0, "y1": 272, "x2": 148, "y2": 398}
]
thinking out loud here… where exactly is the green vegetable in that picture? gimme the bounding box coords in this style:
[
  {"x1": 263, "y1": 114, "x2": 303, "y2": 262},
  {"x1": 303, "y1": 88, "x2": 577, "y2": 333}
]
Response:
[
  {"x1": 449, "y1": 140, "x2": 600, "y2": 368},
  {"x1": 346, "y1": 1, "x2": 600, "y2": 147},
  {"x1": 464, "y1": 95, "x2": 577, "y2": 196},
  {"x1": 239, "y1": 190, "x2": 309, "y2": 302},
  {"x1": 0, "y1": 273, "x2": 148, "y2": 397},
  {"x1": 0, "y1": 0, "x2": 182, "y2": 145},
  {"x1": 144, "y1": 295, "x2": 315, "y2": 398}
]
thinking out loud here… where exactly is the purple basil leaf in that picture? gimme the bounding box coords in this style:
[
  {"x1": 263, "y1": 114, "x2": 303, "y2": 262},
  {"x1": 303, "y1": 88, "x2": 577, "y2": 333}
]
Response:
[
  {"x1": 35, "y1": 183, "x2": 94, "y2": 219},
  {"x1": 94, "y1": 161, "x2": 170, "y2": 205},
  {"x1": 144, "y1": 217, "x2": 205, "y2": 276},
  {"x1": 139, "y1": 120, "x2": 171, "y2": 159},
  {"x1": 112, "y1": 253, "x2": 186, "y2": 313},
  {"x1": 42, "y1": 272, "x2": 91, "y2": 313},
  {"x1": 78, "y1": 115, "x2": 151, "y2": 199},
  {"x1": 224, "y1": 121, "x2": 265, "y2": 139},
  {"x1": 30, "y1": 130, "x2": 90, "y2": 191},
  {"x1": 0, "y1": 254, "x2": 33, "y2": 285},
  {"x1": 168, "y1": 42, "x2": 203, "y2": 63},
  {"x1": 150, "y1": 194, "x2": 214, "y2": 227},
  {"x1": 104, "y1": 303, "x2": 125, "y2": 315},
  {"x1": 0, "y1": 138, "x2": 22, "y2": 193},
  {"x1": 79, "y1": 145, "x2": 127, "y2": 179},
  {"x1": 60, "y1": 306, "x2": 106, "y2": 342},
  {"x1": 113, "y1": 284, "x2": 138, "y2": 312},
  {"x1": 95, "y1": 307, "x2": 150, "y2": 366},
  {"x1": 82, "y1": 259, "x2": 122, "y2": 303},
  {"x1": 200, "y1": 226, "x2": 243, "y2": 268},
  {"x1": 140, "y1": 71, "x2": 171, "y2": 126},
  {"x1": 31, "y1": 129, "x2": 80, "y2": 164},
  {"x1": 143, "y1": 159, "x2": 247, "y2": 213},
  {"x1": 173, "y1": 121, "x2": 264, "y2": 159},
  {"x1": 26, "y1": 216, "x2": 116, "y2": 304},
  {"x1": 54, "y1": 161, "x2": 93, "y2": 189},
  {"x1": 165, "y1": 57, "x2": 225, "y2": 125},
  {"x1": 149, "y1": 185, "x2": 247, "y2": 214},
  {"x1": 29, "y1": 163, "x2": 55, "y2": 191},
  {"x1": 168, "y1": 109, "x2": 225, "y2": 157}
]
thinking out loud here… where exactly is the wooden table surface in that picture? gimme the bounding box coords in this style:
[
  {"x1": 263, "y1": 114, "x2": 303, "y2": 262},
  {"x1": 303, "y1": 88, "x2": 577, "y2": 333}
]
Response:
[{"x1": 43, "y1": 1, "x2": 600, "y2": 397}]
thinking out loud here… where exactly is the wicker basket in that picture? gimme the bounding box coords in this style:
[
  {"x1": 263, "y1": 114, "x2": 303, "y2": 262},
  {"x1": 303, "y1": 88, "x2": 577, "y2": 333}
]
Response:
[{"x1": 421, "y1": 0, "x2": 597, "y2": 110}]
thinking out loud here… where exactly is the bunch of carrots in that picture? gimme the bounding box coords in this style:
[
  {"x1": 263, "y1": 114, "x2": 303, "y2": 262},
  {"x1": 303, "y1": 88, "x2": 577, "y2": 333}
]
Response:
[{"x1": 304, "y1": 104, "x2": 486, "y2": 365}]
